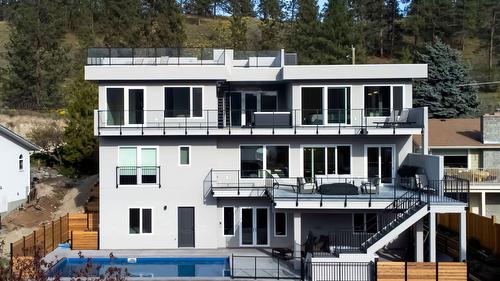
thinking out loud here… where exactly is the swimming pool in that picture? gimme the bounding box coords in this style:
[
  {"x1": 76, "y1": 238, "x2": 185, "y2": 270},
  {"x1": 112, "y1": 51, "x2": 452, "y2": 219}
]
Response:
[{"x1": 48, "y1": 257, "x2": 231, "y2": 278}]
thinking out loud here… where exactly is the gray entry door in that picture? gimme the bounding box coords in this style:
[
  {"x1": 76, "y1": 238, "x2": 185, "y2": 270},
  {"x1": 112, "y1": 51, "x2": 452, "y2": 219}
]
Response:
[{"x1": 178, "y1": 207, "x2": 195, "y2": 247}]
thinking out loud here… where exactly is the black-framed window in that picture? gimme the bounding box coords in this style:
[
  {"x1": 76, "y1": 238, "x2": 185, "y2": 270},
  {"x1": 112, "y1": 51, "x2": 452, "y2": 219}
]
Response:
[
  {"x1": 301, "y1": 87, "x2": 323, "y2": 125},
  {"x1": 164, "y1": 87, "x2": 203, "y2": 117},
  {"x1": 443, "y1": 156, "x2": 468, "y2": 168},
  {"x1": 304, "y1": 146, "x2": 350, "y2": 178},
  {"x1": 275, "y1": 212, "x2": 287, "y2": 236},
  {"x1": 364, "y1": 86, "x2": 391, "y2": 116},
  {"x1": 240, "y1": 145, "x2": 289, "y2": 178},
  {"x1": 353, "y1": 213, "x2": 377, "y2": 233},
  {"x1": 129, "y1": 208, "x2": 152, "y2": 234},
  {"x1": 223, "y1": 207, "x2": 234, "y2": 236},
  {"x1": 18, "y1": 154, "x2": 24, "y2": 170},
  {"x1": 180, "y1": 146, "x2": 190, "y2": 165}
]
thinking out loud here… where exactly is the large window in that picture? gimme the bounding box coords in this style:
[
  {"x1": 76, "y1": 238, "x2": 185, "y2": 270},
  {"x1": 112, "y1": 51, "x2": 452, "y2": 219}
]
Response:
[
  {"x1": 164, "y1": 87, "x2": 203, "y2": 117},
  {"x1": 274, "y1": 212, "x2": 287, "y2": 236},
  {"x1": 223, "y1": 207, "x2": 234, "y2": 236},
  {"x1": 443, "y1": 156, "x2": 468, "y2": 168},
  {"x1": 364, "y1": 85, "x2": 404, "y2": 116},
  {"x1": 353, "y1": 213, "x2": 377, "y2": 233},
  {"x1": 129, "y1": 208, "x2": 152, "y2": 234},
  {"x1": 301, "y1": 86, "x2": 351, "y2": 125},
  {"x1": 240, "y1": 145, "x2": 289, "y2": 178},
  {"x1": 119, "y1": 147, "x2": 158, "y2": 185},
  {"x1": 301, "y1": 87, "x2": 323, "y2": 125},
  {"x1": 303, "y1": 146, "x2": 351, "y2": 179}
]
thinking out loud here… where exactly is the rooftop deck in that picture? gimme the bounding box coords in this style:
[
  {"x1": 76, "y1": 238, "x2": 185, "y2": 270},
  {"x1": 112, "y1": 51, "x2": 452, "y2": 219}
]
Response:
[{"x1": 84, "y1": 48, "x2": 428, "y2": 81}]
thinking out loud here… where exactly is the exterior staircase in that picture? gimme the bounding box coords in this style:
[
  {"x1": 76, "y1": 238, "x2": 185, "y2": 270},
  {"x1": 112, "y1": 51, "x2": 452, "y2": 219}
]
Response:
[{"x1": 330, "y1": 191, "x2": 428, "y2": 256}]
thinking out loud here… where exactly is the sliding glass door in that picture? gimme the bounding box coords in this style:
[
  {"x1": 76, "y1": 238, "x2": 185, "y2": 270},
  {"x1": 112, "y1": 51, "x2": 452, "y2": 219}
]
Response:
[
  {"x1": 366, "y1": 146, "x2": 394, "y2": 184},
  {"x1": 301, "y1": 86, "x2": 351, "y2": 125},
  {"x1": 242, "y1": 92, "x2": 278, "y2": 126},
  {"x1": 240, "y1": 207, "x2": 268, "y2": 246},
  {"x1": 303, "y1": 146, "x2": 351, "y2": 180}
]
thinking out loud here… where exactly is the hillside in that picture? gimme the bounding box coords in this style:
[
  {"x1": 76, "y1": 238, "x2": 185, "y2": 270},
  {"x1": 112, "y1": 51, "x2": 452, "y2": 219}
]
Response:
[{"x1": 0, "y1": 15, "x2": 499, "y2": 112}]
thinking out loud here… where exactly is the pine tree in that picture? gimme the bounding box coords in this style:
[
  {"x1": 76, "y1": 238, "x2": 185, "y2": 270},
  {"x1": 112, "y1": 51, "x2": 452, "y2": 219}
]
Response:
[
  {"x1": 318, "y1": 0, "x2": 355, "y2": 64},
  {"x1": 61, "y1": 75, "x2": 98, "y2": 176},
  {"x1": 413, "y1": 40, "x2": 479, "y2": 118},
  {"x1": 99, "y1": 0, "x2": 142, "y2": 47},
  {"x1": 258, "y1": 0, "x2": 282, "y2": 49},
  {"x1": 184, "y1": 0, "x2": 213, "y2": 16},
  {"x1": 289, "y1": 0, "x2": 320, "y2": 64},
  {"x1": 142, "y1": 0, "x2": 185, "y2": 47},
  {"x1": 1, "y1": 0, "x2": 69, "y2": 110},
  {"x1": 229, "y1": 0, "x2": 249, "y2": 49}
]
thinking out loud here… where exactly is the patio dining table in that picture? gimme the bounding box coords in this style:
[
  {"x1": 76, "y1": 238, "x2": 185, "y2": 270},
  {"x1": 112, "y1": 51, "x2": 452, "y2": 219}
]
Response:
[{"x1": 318, "y1": 183, "x2": 359, "y2": 195}]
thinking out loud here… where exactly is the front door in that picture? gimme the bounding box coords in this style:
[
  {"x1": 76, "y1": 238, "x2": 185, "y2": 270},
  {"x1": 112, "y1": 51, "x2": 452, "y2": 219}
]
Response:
[
  {"x1": 366, "y1": 146, "x2": 394, "y2": 184},
  {"x1": 240, "y1": 207, "x2": 268, "y2": 246},
  {"x1": 178, "y1": 207, "x2": 195, "y2": 247}
]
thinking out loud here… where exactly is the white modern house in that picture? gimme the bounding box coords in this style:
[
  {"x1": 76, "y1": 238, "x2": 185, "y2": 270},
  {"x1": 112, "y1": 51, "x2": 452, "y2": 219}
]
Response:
[
  {"x1": 85, "y1": 48, "x2": 470, "y2": 278},
  {"x1": 415, "y1": 115, "x2": 500, "y2": 217},
  {"x1": 0, "y1": 124, "x2": 39, "y2": 214}
]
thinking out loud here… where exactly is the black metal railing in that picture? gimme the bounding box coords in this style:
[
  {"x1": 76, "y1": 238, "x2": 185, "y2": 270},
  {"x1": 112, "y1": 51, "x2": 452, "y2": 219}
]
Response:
[
  {"x1": 96, "y1": 108, "x2": 425, "y2": 135},
  {"x1": 304, "y1": 261, "x2": 375, "y2": 281},
  {"x1": 115, "y1": 166, "x2": 161, "y2": 188},
  {"x1": 231, "y1": 254, "x2": 303, "y2": 280},
  {"x1": 87, "y1": 48, "x2": 226, "y2": 65}
]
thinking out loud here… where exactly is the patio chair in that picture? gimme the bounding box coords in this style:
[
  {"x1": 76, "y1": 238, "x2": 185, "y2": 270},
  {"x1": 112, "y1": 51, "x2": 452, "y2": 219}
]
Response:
[
  {"x1": 374, "y1": 110, "x2": 399, "y2": 128},
  {"x1": 395, "y1": 109, "x2": 416, "y2": 127},
  {"x1": 416, "y1": 173, "x2": 436, "y2": 192},
  {"x1": 298, "y1": 177, "x2": 317, "y2": 194},
  {"x1": 360, "y1": 177, "x2": 380, "y2": 194}
]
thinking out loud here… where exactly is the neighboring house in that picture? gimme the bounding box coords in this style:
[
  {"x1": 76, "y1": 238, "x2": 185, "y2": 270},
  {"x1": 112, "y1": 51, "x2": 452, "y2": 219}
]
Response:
[
  {"x1": 84, "y1": 48, "x2": 468, "y2": 265},
  {"x1": 0, "y1": 125, "x2": 39, "y2": 214},
  {"x1": 415, "y1": 115, "x2": 500, "y2": 217}
]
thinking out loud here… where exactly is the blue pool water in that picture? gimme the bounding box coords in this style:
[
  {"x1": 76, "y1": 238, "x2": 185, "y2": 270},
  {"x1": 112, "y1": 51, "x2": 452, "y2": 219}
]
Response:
[{"x1": 48, "y1": 257, "x2": 231, "y2": 278}]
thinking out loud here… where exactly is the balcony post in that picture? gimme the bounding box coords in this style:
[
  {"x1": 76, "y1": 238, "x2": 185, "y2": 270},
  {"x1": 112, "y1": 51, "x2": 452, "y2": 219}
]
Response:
[
  {"x1": 459, "y1": 211, "x2": 467, "y2": 261},
  {"x1": 293, "y1": 212, "x2": 302, "y2": 270},
  {"x1": 414, "y1": 219, "x2": 424, "y2": 262},
  {"x1": 429, "y1": 212, "x2": 436, "y2": 262},
  {"x1": 481, "y1": 192, "x2": 486, "y2": 216},
  {"x1": 422, "y1": 107, "x2": 429, "y2": 155}
]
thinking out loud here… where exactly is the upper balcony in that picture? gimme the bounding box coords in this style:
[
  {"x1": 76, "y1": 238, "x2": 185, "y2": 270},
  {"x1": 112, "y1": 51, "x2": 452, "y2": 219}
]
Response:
[
  {"x1": 445, "y1": 168, "x2": 500, "y2": 191},
  {"x1": 94, "y1": 107, "x2": 425, "y2": 136},
  {"x1": 84, "y1": 48, "x2": 427, "y2": 82}
]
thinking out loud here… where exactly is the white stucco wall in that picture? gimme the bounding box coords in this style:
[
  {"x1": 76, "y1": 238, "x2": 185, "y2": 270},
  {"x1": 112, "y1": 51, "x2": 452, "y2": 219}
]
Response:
[
  {"x1": 98, "y1": 135, "x2": 412, "y2": 249},
  {"x1": 0, "y1": 136, "x2": 31, "y2": 213}
]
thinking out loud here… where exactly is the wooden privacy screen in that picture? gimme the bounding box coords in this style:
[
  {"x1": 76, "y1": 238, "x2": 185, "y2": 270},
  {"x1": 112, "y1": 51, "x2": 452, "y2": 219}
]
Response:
[
  {"x1": 71, "y1": 231, "x2": 99, "y2": 250},
  {"x1": 10, "y1": 212, "x2": 99, "y2": 258},
  {"x1": 438, "y1": 212, "x2": 500, "y2": 255},
  {"x1": 377, "y1": 262, "x2": 467, "y2": 281}
]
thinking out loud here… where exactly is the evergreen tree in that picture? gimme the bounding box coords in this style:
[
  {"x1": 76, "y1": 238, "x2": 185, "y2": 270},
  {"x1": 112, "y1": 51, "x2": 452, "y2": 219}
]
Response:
[
  {"x1": 258, "y1": 0, "x2": 282, "y2": 49},
  {"x1": 413, "y1": 40, "x2": 479, "y2": 118},
  {"x1": 1, "y1": 0, "x2": 69, "y2": 110},
  {"x1": 318, "y1": 0, "x2": 355, "y2": 64},
  {"x1": 184, "y1": 0, "x2": 213, "y2": 16},
  {"x1": 351, "y1": 0, "x2": 388, "y2": 57},
  {"x1": 62, "y1": 76, "x2": 98, "y2": 176},
  {"x1": 142, "y1": 0, "x2": 185, "y2": 47},
  {"x1": 99, "y1": 0, "x2": 142, "y2": 47},
  {"x1": 229, "y1": 0, "x2": 248, "y2": 49},
  {"x1": 289, "y1": 0, "x2": 320, "y2": 64}
]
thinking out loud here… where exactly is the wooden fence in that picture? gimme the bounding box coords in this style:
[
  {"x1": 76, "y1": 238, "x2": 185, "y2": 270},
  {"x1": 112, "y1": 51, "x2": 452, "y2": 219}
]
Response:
[
  {"x1": 10, "y1": 213, "x2": 99, "y2": 258},
  {"x1": 438, "y1": 212, "x2": 500, "y2": 255},
  {"x1": 71, "y1": 231, "x2": 99, "y2": 250},
  {"x1": 377, "y1": 262, "x2": 467, "y2": 281}
]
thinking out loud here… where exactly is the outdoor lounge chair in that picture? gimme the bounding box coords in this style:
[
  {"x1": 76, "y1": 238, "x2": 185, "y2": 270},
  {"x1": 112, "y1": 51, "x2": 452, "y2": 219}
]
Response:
[
  {"x1": 360, "y1": 177, "x2": 380, "y2": 194},
  {"x1": 298, "y1": 177, "x2": 317, "y2": 194},
  {"x1": 374, "y1": 110, "x2": 399, "y2": 127}
]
